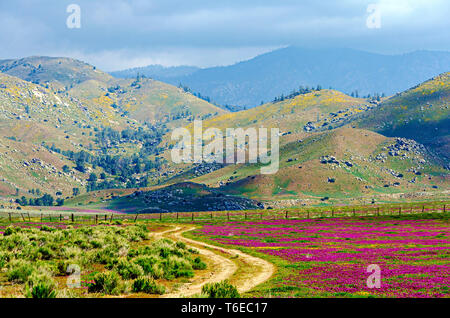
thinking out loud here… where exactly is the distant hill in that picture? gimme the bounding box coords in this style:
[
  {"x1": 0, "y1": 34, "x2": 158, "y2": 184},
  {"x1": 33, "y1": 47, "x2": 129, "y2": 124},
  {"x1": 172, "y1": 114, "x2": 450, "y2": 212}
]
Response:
[
  {"x1": 358, "y1": 72, "x2": 450, "y2": 160},
  {"x1": 0, "y1": 56, "x2": 113, "y2": 89},
  {"x1": 112, "y1": 47, "x2": 450, "y2": 108},
  {"x1": 110, "y1": 65, "x2": 200, "y2": 80}
]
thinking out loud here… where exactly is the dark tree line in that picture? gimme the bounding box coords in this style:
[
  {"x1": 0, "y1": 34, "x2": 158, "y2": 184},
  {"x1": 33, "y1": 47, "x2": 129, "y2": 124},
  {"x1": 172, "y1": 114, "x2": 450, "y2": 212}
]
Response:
[{"x1": 273, "y1": 85, "x2": 322, "y2": 103}]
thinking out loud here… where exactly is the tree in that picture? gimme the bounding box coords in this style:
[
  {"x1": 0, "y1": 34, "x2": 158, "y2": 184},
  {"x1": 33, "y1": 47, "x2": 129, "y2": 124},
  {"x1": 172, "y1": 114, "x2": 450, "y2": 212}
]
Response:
[
  {"x1": 62, "y1": 165, "x2": 70, "y2": 173},
  {"x1": 72, "y1": 187, "x2": 80, "y2": 196},
  {"x1": 88, "y1": 173, "x2": 98, "y2": 182}
]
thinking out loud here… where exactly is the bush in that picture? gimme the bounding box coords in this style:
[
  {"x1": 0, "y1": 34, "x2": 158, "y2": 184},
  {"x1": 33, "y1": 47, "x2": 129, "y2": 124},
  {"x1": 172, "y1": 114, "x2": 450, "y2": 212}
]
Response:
[
  {"x1": 115, "y1": 259, "x2": 144, "y2": 280},
  {"x1": 25, "y1": 273, "x2": 57, "y2": 298},
  {"x1": 88, "y1": 272, "x2": 123, "y2": 295},
  {"x1": 7, "y1": 260, "x2": 35, "y2": 283},
  {"x1": 134, "y1": 256, "x2": 159, "y2": 274},
  {"x1": 192, "y1": 257, "x2": 207, "y2": 270},
  {"x1": 132, "y1": 276, "x2": 165, "y2": 294},
  {"x1": 3, "y1": 227, "x2": 16, "y2": 236},
  {"x1": 0, "y1": 252, "x2": 10, "y2": 269},
  {"x1": 201, "y1": 280, "x2": 240, "y2": 298}
]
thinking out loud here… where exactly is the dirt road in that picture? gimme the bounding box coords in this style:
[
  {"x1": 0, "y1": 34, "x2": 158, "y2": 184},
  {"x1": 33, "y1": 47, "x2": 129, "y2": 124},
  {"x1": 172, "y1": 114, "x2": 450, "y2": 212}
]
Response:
[{"x1": 153, "y1": 225, "x2": 275, "y2": 298}]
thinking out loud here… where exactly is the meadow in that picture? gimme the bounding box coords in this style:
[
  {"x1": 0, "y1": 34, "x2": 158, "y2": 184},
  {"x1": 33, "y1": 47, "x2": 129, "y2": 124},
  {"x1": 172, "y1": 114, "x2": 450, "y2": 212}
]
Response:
[{"x1": 190, "y1": 213, "x2": 450, "y2": 298}]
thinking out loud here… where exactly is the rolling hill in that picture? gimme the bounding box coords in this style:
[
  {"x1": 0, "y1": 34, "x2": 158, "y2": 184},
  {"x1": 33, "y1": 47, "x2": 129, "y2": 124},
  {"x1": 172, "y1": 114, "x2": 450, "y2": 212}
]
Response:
[
  {"x1": 189, "y1": 127, "x2": 449, "y2": 206},
  {"x1": 358, "y1": 72, "x2": 450, "y2": 160},
  {"x1": 0, "y1": 57, "x2": 227, "y2": 201}
]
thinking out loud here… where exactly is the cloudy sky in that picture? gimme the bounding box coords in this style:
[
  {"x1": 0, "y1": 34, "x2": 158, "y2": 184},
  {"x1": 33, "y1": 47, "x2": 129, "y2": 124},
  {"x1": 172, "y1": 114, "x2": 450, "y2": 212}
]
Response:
[{"x1": 0, "y1": 0, "x2": 449, "y2": 71}]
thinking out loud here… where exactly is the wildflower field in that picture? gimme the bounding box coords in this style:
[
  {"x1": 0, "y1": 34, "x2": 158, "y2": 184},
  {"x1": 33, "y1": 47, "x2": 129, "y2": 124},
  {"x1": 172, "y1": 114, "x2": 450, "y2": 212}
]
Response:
[{"x1": 192, "y1": 213, "x2": 450, "y2": 298}]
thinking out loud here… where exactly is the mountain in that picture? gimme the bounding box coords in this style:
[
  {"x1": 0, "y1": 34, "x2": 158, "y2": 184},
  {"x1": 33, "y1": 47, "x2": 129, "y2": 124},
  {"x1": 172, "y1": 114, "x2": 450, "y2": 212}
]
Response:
[
  {"x1": 110, "y1": 65, "x2": 200, "y2": 80},
  {"x1": 358, "y1": 72, "x2": 450, "y2": 160},
  {"x1": 112, "y1": 47, "x2": 450, "y2": 108}
]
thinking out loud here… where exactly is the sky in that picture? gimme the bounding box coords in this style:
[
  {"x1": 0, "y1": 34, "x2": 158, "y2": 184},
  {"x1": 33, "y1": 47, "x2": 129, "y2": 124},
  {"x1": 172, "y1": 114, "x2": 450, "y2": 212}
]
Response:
[{"x1": 0, "y1": 0, "x2": 449, "y2": 71}]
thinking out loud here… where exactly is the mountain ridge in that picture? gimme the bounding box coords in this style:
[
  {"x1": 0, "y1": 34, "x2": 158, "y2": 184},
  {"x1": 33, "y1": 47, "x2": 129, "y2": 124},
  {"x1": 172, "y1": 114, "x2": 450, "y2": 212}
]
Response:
[{"x1": 111, "y1": 47, "x2": 450, "y2": 108}]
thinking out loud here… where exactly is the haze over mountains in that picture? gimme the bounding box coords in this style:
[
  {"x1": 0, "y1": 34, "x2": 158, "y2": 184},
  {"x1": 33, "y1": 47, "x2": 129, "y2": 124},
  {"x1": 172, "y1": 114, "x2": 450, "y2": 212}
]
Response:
[{"x1": 111, "y1": 47, "x2": 450, "y2": 108}]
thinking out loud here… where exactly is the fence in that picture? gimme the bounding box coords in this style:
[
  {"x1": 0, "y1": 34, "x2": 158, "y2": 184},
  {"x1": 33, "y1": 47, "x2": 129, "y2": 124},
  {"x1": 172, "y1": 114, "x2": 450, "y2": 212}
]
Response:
[{"x1": 1, "y1": 203, "x2": 445, "y2": 224}]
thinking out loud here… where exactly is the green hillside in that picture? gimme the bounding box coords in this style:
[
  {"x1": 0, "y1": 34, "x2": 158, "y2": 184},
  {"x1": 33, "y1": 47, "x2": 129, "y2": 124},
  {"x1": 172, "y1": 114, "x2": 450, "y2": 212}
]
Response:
[
  {"x1": 358, "y1": 72, "x2": 450, "y2": 159},
  {"x1": 0, "y1": 56, "x2": 113, "y2": 89},
  {"x1": 185, "y1": 127, "x2": 449, "y2": 206}
]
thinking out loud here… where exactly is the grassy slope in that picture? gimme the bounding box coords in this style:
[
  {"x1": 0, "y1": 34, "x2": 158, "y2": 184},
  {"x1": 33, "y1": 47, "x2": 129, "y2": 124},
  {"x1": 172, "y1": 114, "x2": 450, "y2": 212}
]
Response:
[
  {"x1": 69, "y1": 77, "x2": 227, "y2": 127},
  {"x1": 195, "y1": 89, "x2": 365, "y2": 135},
  {"x1": 189, "y1": 127, "x2": 448, "y2": 205},
  {"x1": 358, "y1": 72, "x2": 450, "y2": 158}
]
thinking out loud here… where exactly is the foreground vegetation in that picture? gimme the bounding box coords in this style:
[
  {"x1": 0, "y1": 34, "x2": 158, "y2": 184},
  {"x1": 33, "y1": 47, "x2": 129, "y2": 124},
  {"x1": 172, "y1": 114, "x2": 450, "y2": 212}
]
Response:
[{"x1": 0, "y1": 222, "x2": 206, "y2": 298}]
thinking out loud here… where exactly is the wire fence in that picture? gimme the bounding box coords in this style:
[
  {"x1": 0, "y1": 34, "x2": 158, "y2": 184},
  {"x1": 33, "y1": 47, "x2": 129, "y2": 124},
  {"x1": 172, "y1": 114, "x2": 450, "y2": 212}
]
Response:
[{"x1": 0, "y1": 203, "x2": 446, "y2": 224}]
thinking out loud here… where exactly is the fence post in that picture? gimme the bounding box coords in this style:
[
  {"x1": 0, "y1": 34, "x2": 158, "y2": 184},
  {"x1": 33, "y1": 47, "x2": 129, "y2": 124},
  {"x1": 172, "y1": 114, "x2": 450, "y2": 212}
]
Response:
[
  {"x1": 377, "y1": 207, "x2": 380, "y2": 216},
  {"x1": 95, "y1": 215, "x2": 98, "y2": 224},
  {"x1": 159, "y1": 213, "x2": 162, "y2": 221},
  {"x1": 21, "y1": 213, "x2": 25, "y2": 222},
  {"x1": 192, "y1": 213, "x2": 194, "y2": 221},
  {"x1": 110, "y1": 214, "x2": 113, "y2": 222},
  {"x1": 211, "y1": 212, "x2": 213, "y2": 220},
  {"x1": 331, "y1": 209, "x2": 334, "y2": 217},
  {"x1": 261, "y1": 212, "x2": 263, "y2": 220},
  {"x1": 71, "y1": 213, "x2": 74, "y2": 223},
  {"x1": 176, "y1": 212, "x2": 179, "y2": 221},
  {"x1": 353, "y1": 209, "x2": 355, "y2": 217},
  {"x1": 444, "y1": 205, "x2": 446, "y2": 213},
  {"x1": 60, "y1": 214, "x2": 62, "y2": 222},
  {"x1": 245, "y1": 212, "x2": 247, "y2": 220},
  {"x1": 399, "y1": 207, "x2": 401, "y2": 215},
  {"x1": 285, "y1": 211, "x2": 288, "y2": 219},
  {"x1": 307, "y1": 211, "x2": 310, "y2": 219},
  {"x1": 8, "y1": 213, "x2": 11, "y2": 222},
  {"x1": 422, "y1": 206, "x2": 425, "y2": 213},
  {"x1": 134, "y1": 214, "x2": 138, "y2": 222},
  {"x1": 227, "y1": 212, "x2": 230, "y2": 221}
]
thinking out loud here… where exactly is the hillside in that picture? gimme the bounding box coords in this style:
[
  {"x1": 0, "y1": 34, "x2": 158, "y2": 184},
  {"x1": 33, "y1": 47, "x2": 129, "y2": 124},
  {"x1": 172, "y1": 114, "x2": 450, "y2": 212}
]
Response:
[
  {"x1": 358, "y1": 72, "x2": 450, "y2": 160},
  {"x1": 183, "y1": 89, "x2": 373, "y2": 143},
  {"x1": 189, "y1": 127, "x2": 449, "y2": 206},
  {"x1": 122, "y1": 47, "x2": 450, "y2": 108},
  {"x1": 0, "y1": 58, "x2": 228, "y2": 201},
  {"x1": 69, "y1": 77, "x2": 227, "y2": 127},
  {"x1": 0, "y1": 56, "x2": 113, "y2": 89},
  {"x1": 0, "y1": 56, "x2": 227, "y2": 128}
]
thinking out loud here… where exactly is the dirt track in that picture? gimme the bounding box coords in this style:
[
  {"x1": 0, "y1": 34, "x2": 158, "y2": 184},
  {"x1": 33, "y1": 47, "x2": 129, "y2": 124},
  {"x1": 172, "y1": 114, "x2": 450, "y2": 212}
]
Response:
[{"x1": 153, "y1": 225, "x2": 275, "y2": 298}]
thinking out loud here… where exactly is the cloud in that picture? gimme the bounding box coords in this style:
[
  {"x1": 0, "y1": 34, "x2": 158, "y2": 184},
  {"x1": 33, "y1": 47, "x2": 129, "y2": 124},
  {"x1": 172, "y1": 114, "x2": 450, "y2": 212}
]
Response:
[{"x1": 0, "y1": 0, "x2": 448, "y2": 70}]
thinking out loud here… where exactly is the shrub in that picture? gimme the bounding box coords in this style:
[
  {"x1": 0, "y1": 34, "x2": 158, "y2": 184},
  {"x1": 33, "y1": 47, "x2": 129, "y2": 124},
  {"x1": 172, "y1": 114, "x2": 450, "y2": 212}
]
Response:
[
  {"x1": 88, "y1": 272, "x2": 123, "y2": 295},
  {"x1": 132, "y1": 276, "x2": 165, "y2": 295},
  {"x1": 176, "y1": 241, "x2": 186, "y2": 250},
  {"x1": 134, "y1": 256, "x2": 159, "y2": 275},
  {"x1": 115, "y1": 259, "x2": 144, "y2": 280},
  {"x1": 0, "y1": 251, "x2": 10, "y2": 269},
  {"x1": 201, "y1": 280, "x2": 240, "y2": 298},
  {"x1": 7, "y1": 260, "x2": 36, "y2": 283},
  {"x1": 192, "y1": 257, "x2": 207, "y2": 270},
  {"x1": 24, "y1": 273, "x2": 57, "y2": 298},
  {"x1": 3, "y1": 227, "x2": 16, "y2": 236}
]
